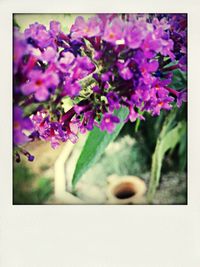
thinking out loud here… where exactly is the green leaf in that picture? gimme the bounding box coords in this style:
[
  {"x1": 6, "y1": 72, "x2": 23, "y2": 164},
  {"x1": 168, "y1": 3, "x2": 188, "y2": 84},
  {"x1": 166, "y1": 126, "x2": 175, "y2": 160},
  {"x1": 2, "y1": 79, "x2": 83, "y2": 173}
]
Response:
[
  {"x1": 135, "y1": 110, "x2": 144, "y2": 132},
  {"x1": 23, "y1": 103, "x2": 42, "y2": 116},
  {"x1": 72, "y1": 107, "x2": 129, "y2": 189},
  {"x1": 147, "y1": 110, "x2": 185, "y2": 202},
  {"x1": 169, "y1": 69, "x2": 187, "y2": 90},
  {"x1": 135, "y1": 118, "x2": 141, "y2": 132},
  {"x1": 178, "y1": 121, "x2": 187, "y2": 171}
]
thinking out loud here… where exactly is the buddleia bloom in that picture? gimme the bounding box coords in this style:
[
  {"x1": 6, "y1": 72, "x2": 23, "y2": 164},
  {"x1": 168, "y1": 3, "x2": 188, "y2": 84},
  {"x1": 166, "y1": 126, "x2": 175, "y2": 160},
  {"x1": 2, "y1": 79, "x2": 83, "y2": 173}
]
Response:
[{"x1": 13, "y1": 13, "x2": 187, "y2": 162}]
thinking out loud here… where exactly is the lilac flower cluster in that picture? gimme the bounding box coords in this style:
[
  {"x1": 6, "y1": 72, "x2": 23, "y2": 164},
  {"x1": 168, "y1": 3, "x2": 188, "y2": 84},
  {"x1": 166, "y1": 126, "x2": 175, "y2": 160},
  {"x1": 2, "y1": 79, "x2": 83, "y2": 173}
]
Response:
[{"x1": 13, "y1": 14, "x2": 187, "y2": 162}]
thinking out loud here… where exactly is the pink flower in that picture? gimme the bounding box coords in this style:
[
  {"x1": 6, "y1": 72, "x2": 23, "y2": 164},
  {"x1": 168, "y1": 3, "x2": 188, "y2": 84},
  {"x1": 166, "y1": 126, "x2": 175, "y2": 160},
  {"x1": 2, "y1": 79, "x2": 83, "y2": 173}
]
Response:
[{"x1": 21, "y1": 69, "x2": 59, "y2": 101}]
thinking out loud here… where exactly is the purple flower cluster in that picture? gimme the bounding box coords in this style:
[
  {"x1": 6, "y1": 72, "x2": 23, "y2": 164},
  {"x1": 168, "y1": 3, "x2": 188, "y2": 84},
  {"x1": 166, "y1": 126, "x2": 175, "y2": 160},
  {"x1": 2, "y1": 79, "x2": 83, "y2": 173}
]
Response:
[{"x1": 13, "y1": 13, "x2": 187, "y2": 162}]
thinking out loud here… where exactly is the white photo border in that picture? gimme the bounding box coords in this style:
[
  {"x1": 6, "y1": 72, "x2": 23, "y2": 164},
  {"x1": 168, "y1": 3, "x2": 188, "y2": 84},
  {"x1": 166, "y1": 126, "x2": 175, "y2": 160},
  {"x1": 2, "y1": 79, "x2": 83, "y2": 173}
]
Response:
[{"x1": 0, "y1": 0, "x2": 200, "y2": 266}]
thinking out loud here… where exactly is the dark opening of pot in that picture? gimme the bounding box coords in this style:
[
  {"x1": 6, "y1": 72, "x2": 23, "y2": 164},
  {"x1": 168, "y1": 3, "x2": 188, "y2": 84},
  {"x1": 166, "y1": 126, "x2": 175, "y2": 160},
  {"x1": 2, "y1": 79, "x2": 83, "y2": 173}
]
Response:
[{"x1": 113, "y1": 182, "x2": 136, "y2": 199}]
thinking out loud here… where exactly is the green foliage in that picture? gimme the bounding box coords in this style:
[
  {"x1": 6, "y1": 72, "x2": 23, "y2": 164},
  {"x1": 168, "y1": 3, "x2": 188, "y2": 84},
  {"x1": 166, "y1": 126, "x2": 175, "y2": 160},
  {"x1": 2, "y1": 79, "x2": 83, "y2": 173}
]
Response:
[
  {"x1": 13, "y1": 164, "x2": 53, "y2": 204},
  {"x1": 134, "y1": 110, "x2": 145, "y2": 132},
  {"x1": 23, "y1": 103, "x2": 42, "y2": 116},
  {"x1": 147, "y1": 109, "x2": 186, "y2": 202},
  {"x1": 169, "y1": 69, "x2": 187, "y2": 90},
  {"x1": 178, "y1": 128, "x2": 187, "y2": 171},
  {"x1": 72, "y1": 107, "x2": 129, "y2": 189}
]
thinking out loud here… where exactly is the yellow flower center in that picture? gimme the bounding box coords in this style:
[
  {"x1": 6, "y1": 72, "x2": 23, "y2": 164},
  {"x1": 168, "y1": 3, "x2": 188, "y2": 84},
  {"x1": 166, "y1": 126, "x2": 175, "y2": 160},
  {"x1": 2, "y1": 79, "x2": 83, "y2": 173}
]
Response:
[
  {"x1": 109, "y1": 32, "x2": 115, "y2": 39},
  {"x1": 105, "y1": 118, "x2": 111, "y2": 123}
]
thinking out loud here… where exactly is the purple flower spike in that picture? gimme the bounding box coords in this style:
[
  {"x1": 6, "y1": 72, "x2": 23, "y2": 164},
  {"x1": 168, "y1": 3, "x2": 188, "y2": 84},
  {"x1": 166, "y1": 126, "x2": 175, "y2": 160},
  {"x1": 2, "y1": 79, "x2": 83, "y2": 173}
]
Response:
[
  {"x1": 13, "y1": 14, "x2": 187, "y2": 162},
  {"x1": 100, "y1": 113, "x2": 120, "y2": 133}
]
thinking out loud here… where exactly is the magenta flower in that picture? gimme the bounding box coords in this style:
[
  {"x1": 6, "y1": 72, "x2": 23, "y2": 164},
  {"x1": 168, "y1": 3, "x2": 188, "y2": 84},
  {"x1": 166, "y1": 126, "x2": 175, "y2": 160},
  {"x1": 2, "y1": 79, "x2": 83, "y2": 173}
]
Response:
[
  {"x1": 131, "y1": 84, "x2": 151, "y2": 106},
  {"x1": 139, "y1": 59, "x2": 159, "y2": 84},
  {"x1": 25, "y1": 22, "x2": 51, "y2": 49},
  {"x1": 14, "y1": 107, "x2": 33, "y2": 146},
  {"x1": 140, "y1": 60, "x2": 159, "y2": 74},
  {"x1": 74, "y1": 102, "x2": 92, "y2": 115},
  {"x1": 179, "y1": 55, "x2": 187, "y2": 72},
  {"x1": 160, "y1": 38, "x2": 174, "y2": 59},
  {"x1": 128, "y1": 105, "x2": 145, "y2": 122},
  {"x1": 118, "y1": 66, "x2": 133, "y2": 80},
  {"x1": 117, "y1": 60, "x2": 133, "y2": 80},
  {"x1": 124, "y1": 22, "x2": 145, "y2": 49},
  {"x1": 58, "y1": 51, "x2": 75, "y2": 73},
  {"x1": 107, "y1": 91, "x2": 120, "y2": 112},
  {"x1": 165, "y1": 87, "x2": 187, "y2": 108},
  {"x1": 31, "y1": 110, "x2": 69, "y2": 149},
  {"x1": 21, "y1": 69, "x2": 59, "y2": 101},
  {"x1": 75, "y1": 56, "x2": 95, "y2": 72},
  {"x1": 141, "y1": 33, "x2": 162, "y2": 58},
  {"x1": 49, "y1": 20, "x2": 61, "y2": 35},
  {"x1": 177, "y1": 90, "x2": 187, "y2": 107},
  {"x1": 101, "y1": 72, "x2": 111, "y2": 82},
  {"x1": 13, "y1": 28, "x2": 28, "y2": 74},
  {"x1": 151, "y1": 98, "x2": 173, "y2": 116},
  {"x1": 102, "y1": 17, "x2": 124, "y2": 45},
  {"x1": 67, "y1": 122, "x2": 79, "y2": 144},
  {"x1": 71, "y1": 56, "x2": 95, "y2": 80},
  {"x1": 92, "y1": 85, "x2": 101, "y2": 94},
  {"x1": 97, "y1": 14, "x2": 117, "y2": 29},
  {"x1": 31, "y1": 46, "x2": 57, "y2": 63},
  {"x1": 79, "y1": 111, "x2": 96, "y2": 133},
  {"x1": 152, "y1": 17, "x2": 170, "y2": 31},
  {"x1": 70, "y1": 16, "x2": 102, "y2": 39},
  {"x1": 100, "y1": 113, "x2": 120, "y2": 133},
  {"x1": 63, "y1": 78, "x2": 81, "y2": 98}
]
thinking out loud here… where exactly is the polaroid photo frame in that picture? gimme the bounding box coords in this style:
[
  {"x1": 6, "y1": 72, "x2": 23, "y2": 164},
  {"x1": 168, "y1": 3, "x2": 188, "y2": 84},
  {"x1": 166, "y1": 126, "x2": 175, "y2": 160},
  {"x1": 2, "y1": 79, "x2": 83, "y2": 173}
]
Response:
[{"x1": 0, "y1": 0, "x2": 200, "y2": 266}]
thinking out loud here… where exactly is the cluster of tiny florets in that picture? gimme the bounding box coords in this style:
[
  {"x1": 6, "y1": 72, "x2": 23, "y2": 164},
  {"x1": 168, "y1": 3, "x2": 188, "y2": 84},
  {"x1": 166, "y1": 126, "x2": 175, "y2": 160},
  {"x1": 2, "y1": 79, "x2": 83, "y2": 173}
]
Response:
[{"x1": 13, "y1": 13, "x2": 187, "y2": 161}]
